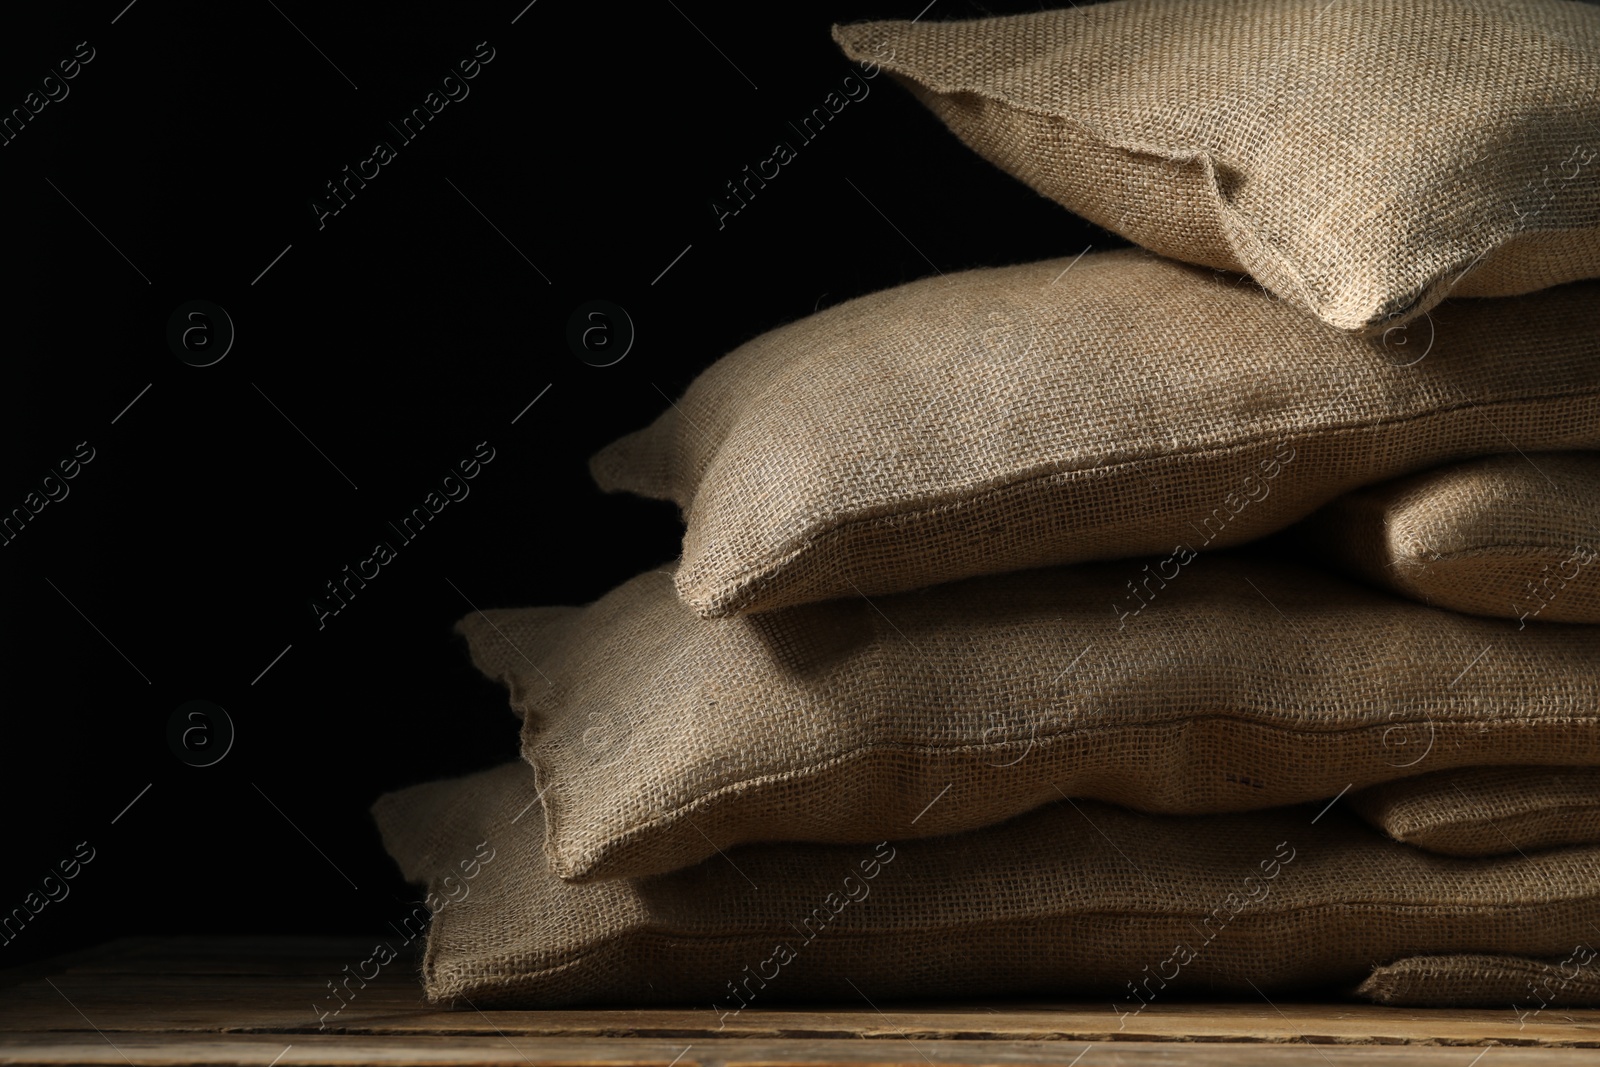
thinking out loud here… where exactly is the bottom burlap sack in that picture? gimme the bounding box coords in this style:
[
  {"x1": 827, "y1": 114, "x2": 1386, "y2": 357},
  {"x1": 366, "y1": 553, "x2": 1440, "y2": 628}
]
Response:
[
  {"x1": 1349, "y1": 767, "x2": 1600, "y2": 857},
  {"x1": 372, "y1": 762, "x2": 1600, "y2": 1011},
  {"x1": 1359, "y1": 952, "x2": 1600, "y2": 1011}
]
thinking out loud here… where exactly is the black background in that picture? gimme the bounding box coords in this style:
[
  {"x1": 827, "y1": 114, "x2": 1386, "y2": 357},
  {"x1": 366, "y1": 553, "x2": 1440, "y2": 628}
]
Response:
[{"x1": 0, "y1": 0, "x2": 1118, "y2": 967}]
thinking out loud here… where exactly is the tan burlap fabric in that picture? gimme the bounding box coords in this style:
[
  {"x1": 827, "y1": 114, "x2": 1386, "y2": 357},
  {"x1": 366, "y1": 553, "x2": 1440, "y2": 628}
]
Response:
[
  {"x1": 1359, "y1": 953, "x2": 1600, "y2": 1009},
  {"x1": 1349, "y1": 767, "x2": 1600, "y2": 858},
  {"x1": 1296, "y1": 453, "x2": 1600, "y2": 623},
  {"x1": 591, "y1": 252, "x2": 1600, "y2": 619},
  {"x1": 373, "y1": 762, "x2": 1600, "y2": 1009},
  {"x1": 456, "y1": 556, "x2": 1600, "y2": 882},
  {"x1": 833, "y1": 1, "x2": 1600, "y2": 333}
]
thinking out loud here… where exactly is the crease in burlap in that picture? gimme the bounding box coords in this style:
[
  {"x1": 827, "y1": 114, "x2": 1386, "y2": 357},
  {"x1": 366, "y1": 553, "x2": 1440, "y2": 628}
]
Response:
[
  {"x1": 455, "y1": 555, "x2": 1600, "y2": 882},
  {"x1": 832, "y1": 1, "x2": 1600, "y2": 333},
  {"x1": 590, "y1": 251, "x2": 1600, "y2": 619},
  {"x1": 372, "y1": 761, "x2": 1600, "y2": 1009},
  {"x1": 1294, "y1": 452, "x2": 1600, "y2": 623},
  {"x1": 1349, "y1": 767, "x2": 1600, "y2": 858}
]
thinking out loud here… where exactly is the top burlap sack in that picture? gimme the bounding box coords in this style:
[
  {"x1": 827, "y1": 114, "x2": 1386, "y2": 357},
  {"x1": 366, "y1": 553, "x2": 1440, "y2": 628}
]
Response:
[
  {"x1": 833, "y1": 0, "x2": 1600, "y2": 333},
  {"x1": 592, "y1": 251, "x2": 1600, "y2": 618}
]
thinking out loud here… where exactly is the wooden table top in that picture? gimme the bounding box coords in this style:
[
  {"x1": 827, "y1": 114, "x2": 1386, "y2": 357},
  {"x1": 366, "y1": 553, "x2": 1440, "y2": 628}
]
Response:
[{"x1": 3, "y1": 937, "x2": 1599, "y2": 1065}]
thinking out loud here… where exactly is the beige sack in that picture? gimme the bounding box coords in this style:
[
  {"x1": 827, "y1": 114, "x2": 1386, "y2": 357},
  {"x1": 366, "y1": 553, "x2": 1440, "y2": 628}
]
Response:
[
  {"x1": 591, "y1": 252, "x2": 1600, "y2": 618},
  {"x1": 457, "y1": 556, "x2": 1600, "y2": 882},
  {"x1": 1295, "y1": 453, "x2": 1600, "y2": 623},
  {"x1": 834, "y1": 1, "x2": 1600, "y2": 333},
  {"x1": 1358, "y1": 952, "x2": 1600, "y2": 1011},
  {"x1": 1349, "y1": 767, "x2": 1600, "y2": 857},
  {"x1": 373, "y1": 762, "x2": 1600, "y2": 1010}
]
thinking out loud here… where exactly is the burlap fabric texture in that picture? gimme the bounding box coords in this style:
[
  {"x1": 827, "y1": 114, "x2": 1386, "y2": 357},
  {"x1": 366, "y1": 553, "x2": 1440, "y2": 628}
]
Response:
[
  {"x1": 373, "y1": 761, "x2": 1600, "y2": 1009},
  {"x1": 833, "y1": 0, "x2": 1600, "y2": 333},
  {"x1": 1358, "y1": 952, "x2": 1600, "y2": 1010},
  {"x1": 1349, "y1": 767, "x2": 1600, "y2": 858},
  {"x1": 457, "y1": 555, "x2": 1600, "y2": 882},
  {"x1": 591, "y1": 252, "x2": 1600, "y2": 619},
  {"x1": 1295, "y1": 452, "x2": 1600, "y2": 623}
]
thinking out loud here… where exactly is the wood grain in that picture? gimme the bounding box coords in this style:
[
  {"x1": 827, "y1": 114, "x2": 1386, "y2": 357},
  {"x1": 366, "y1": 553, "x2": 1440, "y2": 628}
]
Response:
[
  {"x1": 6, "y1": 1034, "x2": 1600, "y2": 1067},
  {"x1": 2, "y1": 937, "x2": 1597, "y2": 1066}
]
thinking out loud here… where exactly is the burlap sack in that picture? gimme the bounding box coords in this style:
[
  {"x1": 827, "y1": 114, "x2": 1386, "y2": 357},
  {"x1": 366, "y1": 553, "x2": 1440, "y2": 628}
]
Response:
[
  {"x1": 457, "y1": 555, "x2": 1600, "y2": 882},
  {"x1": 1359, "y1": 953, "x2": 1600, "y2": 1010},
  {"x1": 1349, "y1": 767, "x2": 1600, "y2": 858},
  {"x1": 1295, "y1": 453, "x2": 1600, "y2": 624},
  {"x1": 372, "y1": 762, "x2": 1600, "y2": 1009},
  {"x1": 833, "y1": 1, "x2": 1600, "y2": 334},
  {"x1": 591, "y1": 252, "x2": 1600, "y2": 619}
]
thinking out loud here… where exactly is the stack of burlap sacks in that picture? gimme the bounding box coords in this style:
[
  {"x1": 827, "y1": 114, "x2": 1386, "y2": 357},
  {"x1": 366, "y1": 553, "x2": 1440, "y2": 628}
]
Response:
[{"x1": 376, "y1": 0, "x2": 1600, "y2": 1014}]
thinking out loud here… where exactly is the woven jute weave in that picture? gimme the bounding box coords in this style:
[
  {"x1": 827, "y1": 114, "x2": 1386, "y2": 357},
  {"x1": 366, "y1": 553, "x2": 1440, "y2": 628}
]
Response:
[
  {"x1": 457, "y1": 555, "x2": 1600, "y2": 882},
  {"x1": 1296, "y1": 452, "x2": 1600, "y2": 623},
  {"x1": 1359, "y1": 953, "x2": 1600, "y2": 1009},
  {"x1": 834, "y1": 0, "x2": 1600, "y2": 333},
  {"x1": 373, "y1": 761, "x2": 1600, "y2": 1009},
  {"x1": 592, "y1": 252, "x2": 1600, "y2": 618},
  {"x1": 1349, "y1": 767, "x2": 1600, "y2": 857}
]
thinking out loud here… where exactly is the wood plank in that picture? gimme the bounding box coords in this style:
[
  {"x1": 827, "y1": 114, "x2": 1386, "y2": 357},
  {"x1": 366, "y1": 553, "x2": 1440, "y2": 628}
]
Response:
[
  {"x1": 0, "y1": 974, "x2": 427, "y2": 1032},
  {"x1": 0, "y1": 938, "x2": 151, "y2": 989},
  {"x1": 8, "y1": 937, "x2": 1600, "y2": 1065},
  {"x1": 1, "y1": 1032, "x2": 1594, "y2": 1067},
  {"x1": 5, "y1": 971, "x2": 1600, "y2": 1047}
]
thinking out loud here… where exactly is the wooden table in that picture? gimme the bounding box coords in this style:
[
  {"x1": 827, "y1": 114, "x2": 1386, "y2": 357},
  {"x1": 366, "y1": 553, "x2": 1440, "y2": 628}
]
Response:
[{"x1": 3, "y1": 937, "x2": 1599, "y2": 1064}]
